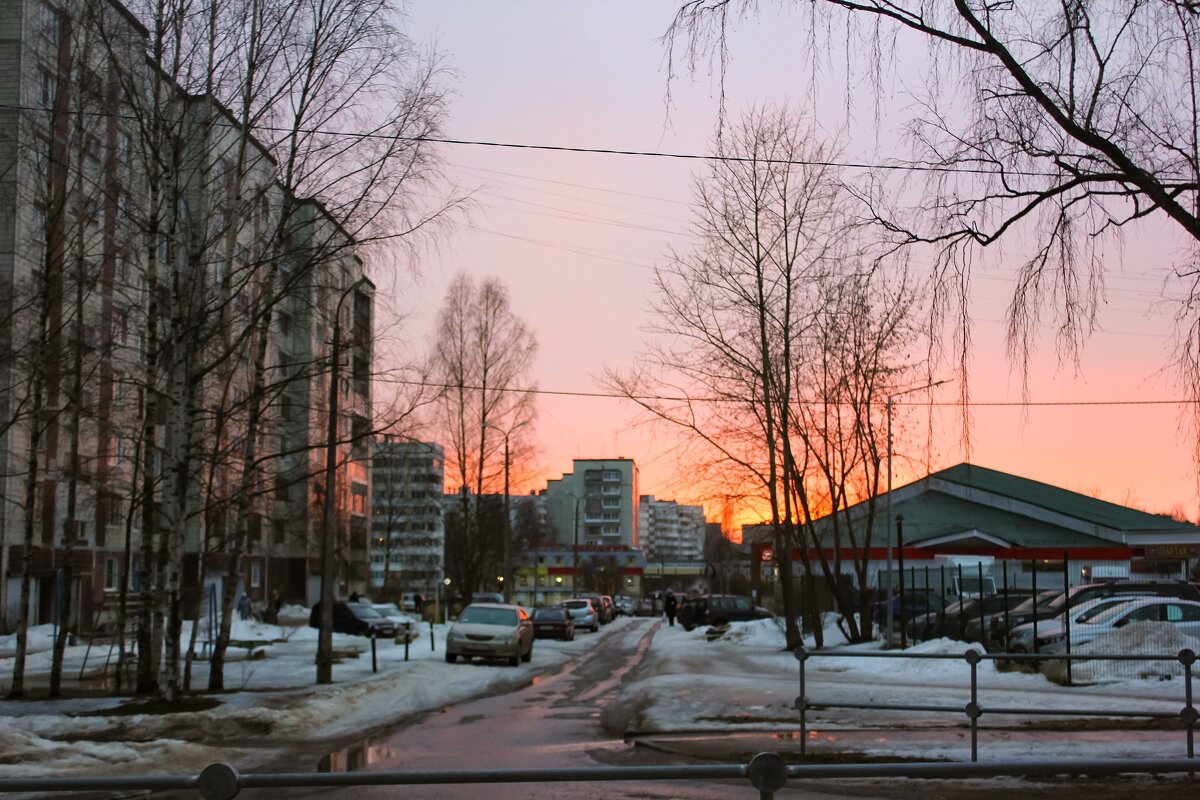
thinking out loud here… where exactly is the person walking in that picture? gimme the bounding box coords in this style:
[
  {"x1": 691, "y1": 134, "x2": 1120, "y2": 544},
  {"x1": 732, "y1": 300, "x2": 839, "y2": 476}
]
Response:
[
  {"x1": 237, "y1": 593, "x2": 253, "y2": 620},
  {"x1": 664, "y1": 591, "x2": 678, "y2": 627}
]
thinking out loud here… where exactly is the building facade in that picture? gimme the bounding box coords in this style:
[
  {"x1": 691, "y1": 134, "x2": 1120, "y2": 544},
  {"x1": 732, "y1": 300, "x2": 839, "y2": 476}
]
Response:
[
  {"x1": 639, "y1": 495, "x2": 706, "y2": 564},
  {"x1": 544, "y1": 459, "x2": 640, "y2": 550},
  {"x1": 0, "y1": 0, "x2": 373, "y2": 631},
  {"x1": 370, "y1": 439, "x2": 445, "y2": 601}
]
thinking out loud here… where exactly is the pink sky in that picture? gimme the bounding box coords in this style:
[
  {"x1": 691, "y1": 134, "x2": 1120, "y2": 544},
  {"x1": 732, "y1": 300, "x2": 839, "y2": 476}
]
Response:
[{"x1": 385, "y1": 1, "x2": 1200, "y2": 526}]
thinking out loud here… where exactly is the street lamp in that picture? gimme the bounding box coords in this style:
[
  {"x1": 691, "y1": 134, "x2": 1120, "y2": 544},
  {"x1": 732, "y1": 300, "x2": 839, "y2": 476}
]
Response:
[
  {"x1": 317, "y1": 276, "x2": 368, "y2": 685},
  {"x1": 482, "y1": 422, "x2": 513, "y2": 600},
  {"x1": 567, "y1": 492, "x2": 581, "y2": 594},
  {"x1": 884, "y1": 378, "x2": 949, "y2": 645}
]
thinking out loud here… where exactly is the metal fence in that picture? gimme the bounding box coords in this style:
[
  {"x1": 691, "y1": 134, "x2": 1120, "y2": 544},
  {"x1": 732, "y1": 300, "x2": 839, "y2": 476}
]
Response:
[
  {"x1": 794, "y1": 646, "x2": 1198, "y2": 762},
  {"x1": 0, "y1": 754, "x2": 1197, "y2": 799}
]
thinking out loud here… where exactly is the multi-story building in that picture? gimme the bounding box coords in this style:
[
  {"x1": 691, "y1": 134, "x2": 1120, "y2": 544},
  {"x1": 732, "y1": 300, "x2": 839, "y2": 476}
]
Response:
[
  {"x1": 639, "y1": 496, "x2": 706, "y2": 564},
  {"x1": 544, "y1": 459, "x2": 640, "y2": 550},
  {"x1": 0, "y1": 0, "x2": 372, "y2": 631},
  {"x1": 370, "y1": 439, "x2": 444, "y2": 601}
]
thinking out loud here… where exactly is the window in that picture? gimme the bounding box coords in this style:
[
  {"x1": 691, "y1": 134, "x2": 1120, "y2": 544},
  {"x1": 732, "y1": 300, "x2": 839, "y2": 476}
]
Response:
[
  {"x1": 103, "y1": 557, "x2": 120, "y2": 592},
  {"x1": 249, "y1": 560, "x2": 262, "y2": 588},
  {"x1": 40, "y1": 69, "x2": 56, "y2": 107}
]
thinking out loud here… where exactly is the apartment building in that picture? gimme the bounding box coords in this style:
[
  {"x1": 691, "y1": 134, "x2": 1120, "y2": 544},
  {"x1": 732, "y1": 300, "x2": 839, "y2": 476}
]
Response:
[
  {"x1": 370, "y1": 439, "x2": 445, "y2": 601},
  {"x1": 544, "y1": 459, "x2": 640, "y2": 550},
  {"x1": 0, "y1": 0, "x2": 372, "y2": 631},
  {"x1": 639, "y1": 496, "x2": 706, "y2": 564}
]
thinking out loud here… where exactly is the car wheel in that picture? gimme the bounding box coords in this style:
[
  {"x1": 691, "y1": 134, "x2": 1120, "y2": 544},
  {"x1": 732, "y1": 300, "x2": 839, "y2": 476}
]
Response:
[
  {"x1": 509, "y1": 651, "x2": 520, "y2": 667},
  {"x1": 522, "y1": 642, "x2": 532, "y2": 663},
  {"x1": 592, "y1": 623, "x2": 599, "y2": 633},
  {"x1": 445, "y1": 652, "x2": 457, "y2": 664}
]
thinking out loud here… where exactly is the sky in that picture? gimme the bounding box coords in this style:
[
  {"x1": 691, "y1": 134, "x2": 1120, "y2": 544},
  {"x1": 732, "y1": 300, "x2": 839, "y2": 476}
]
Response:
[
  {"x1": 381, "y1": 1, "x2": 1200, "y2": 526},
  {"x1": 1, "y1": 612, "x2": 1196, "y2": 781}
]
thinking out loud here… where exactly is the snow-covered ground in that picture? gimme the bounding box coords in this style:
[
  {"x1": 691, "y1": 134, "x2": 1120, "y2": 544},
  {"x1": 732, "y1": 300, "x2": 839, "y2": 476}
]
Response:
[{"x1": 1, "y1": 613, "x2": 1196, "y2": 783}]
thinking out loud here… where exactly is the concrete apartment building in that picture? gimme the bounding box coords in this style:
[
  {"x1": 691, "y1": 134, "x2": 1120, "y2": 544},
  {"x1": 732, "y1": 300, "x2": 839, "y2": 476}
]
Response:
[
  {"x1": 0, "y1": 0, "x2": 373, "y2": 631},
  {"x1": 639, "y1": 496, "x2": 706, "y2": 564},
  {"x1": 370, "y1": 439, "x2": 445, "y2": 601},
  {"x1": 544, "y1": 459, "x2": 641, "y2": 550}
]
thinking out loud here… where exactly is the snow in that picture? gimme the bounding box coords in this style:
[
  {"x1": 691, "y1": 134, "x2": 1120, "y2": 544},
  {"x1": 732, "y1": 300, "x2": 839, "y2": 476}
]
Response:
[{"x1": 2, "y1": 613, "x2": 1197, "y2": 786}]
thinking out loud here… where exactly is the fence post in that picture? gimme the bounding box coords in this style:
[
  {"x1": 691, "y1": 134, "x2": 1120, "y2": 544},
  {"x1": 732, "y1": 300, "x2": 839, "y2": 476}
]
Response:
[
  {"x1": 1002, "y1": 561, "x2": 1010, "y2": 651},
  {"x1": 1063, "y1": 551, "x2": 1072, "y2": 686},
  {"x1": 897, "y1": 515, "x2": 906, "y2": 648},
  {"x1": 977, "y1": 562, "x2": 985, "y2": 646},
  {"x1": 404, "y1": 623, "x2": 411, "y2": 662},
  {"x1": 371, "y1": 634, "x2": 378, "y2": 674},
  {"x1": 957, "y1": 564, "x2": 965, "y2": 640},
  {"x1": 794, "y1": 647, "x2": 808, "y2": 757},
  {"x1": 1031, "y1": 559, "x2": 1038, "y2": 651},
  {"x1": 1181, "y1": 648, "x2": 1196, "y2": 760},
  {"x1": 965, "y1": 649, "x2": 982, "y2": 762},
  {"x1": 746, "y1": 752, "x2": 788, "y2": 799},
  {"x1": 430, "y1": 619, "x2": 435, "y2": 652}
]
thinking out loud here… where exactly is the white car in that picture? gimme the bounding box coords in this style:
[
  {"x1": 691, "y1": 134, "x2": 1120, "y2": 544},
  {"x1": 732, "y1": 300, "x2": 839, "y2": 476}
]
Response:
[
  {"x1": 1039, "y1": 597, "x2": 1200, "y2": 652},
  {"x1": 1008, "y1": 595, "x2": 1142, "y2": 653},
  {"x1": 445, "y1": 603, "x2": 534, "y2": 666},
  {"x1": 372, "y1": 603, "x2": 420, "y2": 642}
]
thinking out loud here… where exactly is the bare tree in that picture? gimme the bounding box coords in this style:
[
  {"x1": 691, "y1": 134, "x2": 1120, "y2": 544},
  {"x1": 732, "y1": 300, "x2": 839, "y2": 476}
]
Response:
[
  {"x1": 430, "y1": 274, "x2": 537, "y2": 596},
  {"x1": 666, "y1": 1, "x2": 1200, "y2": 440},
  {"x1": 609, "y1": 105, "x2": 923, "y2": 646}
]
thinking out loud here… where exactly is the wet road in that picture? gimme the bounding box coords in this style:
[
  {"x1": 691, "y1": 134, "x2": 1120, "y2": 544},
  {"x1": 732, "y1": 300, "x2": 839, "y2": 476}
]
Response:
[{"x1": 251, "y1": 618, "x2": 854, "y2": 800}]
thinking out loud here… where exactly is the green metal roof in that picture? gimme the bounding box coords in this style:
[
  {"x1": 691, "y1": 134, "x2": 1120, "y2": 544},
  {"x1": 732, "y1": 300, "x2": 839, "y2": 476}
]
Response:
[{"x1": 931, "y1": 463, "x2": 1193, "y2": 533}]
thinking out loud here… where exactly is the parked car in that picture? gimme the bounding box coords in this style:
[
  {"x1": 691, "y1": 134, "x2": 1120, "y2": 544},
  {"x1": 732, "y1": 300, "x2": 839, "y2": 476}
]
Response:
[
  {"x1": 873, "y1": 589, "x2": 948, "y2": 626},
  {"x1": 531, "y1": 607, "x2": 575, "y2": 641},
  {"x1": 372, "y1": 603, "x2": 420, "y2": 643},
  {"x1": 1008, "y1": 595, "x2": 1145, "y2": 653},
  {"x1": 999, "y1": 581, "x2": 1200, "y2": 639},
  {"x1": 563, "y1": 598, "x2": 600, "y2": 632},
  {"x1": 677, "y1": 594, "x2": 772, "y2": 631},
  {"x1": 908, "y1": 594, "x2": 1026, "y2": 643},
  {"x1": 308, "y1": 601, "x2": 398, "y2": 638},
  {"x1": 1039, "y1": 597, "x2": 1200, "y2": 652},
  {"x1": 613, "y1": 596, "x2": 634, "y2": 616},
  {"x1": 585, "y1": 595, "x2": 613, "y2": 625},
  {"x1": 470, "y1": 592, "x2": 506, "y2": 605},
  {"x1": 960, "y1": 591, "x2": 1046, "y2": 647},
  {"x1": 444, "y1": 603, "x2": 534, "y2": 666}
]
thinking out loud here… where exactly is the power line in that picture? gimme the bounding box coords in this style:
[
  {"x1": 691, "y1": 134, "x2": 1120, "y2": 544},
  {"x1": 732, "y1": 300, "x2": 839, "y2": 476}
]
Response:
[
  {"x1": 0, "y1": 100, "x2": 1061, "y2": 178},
  {"x1": 383, "y1": 378, "x2": 1197, "y2": 407}
]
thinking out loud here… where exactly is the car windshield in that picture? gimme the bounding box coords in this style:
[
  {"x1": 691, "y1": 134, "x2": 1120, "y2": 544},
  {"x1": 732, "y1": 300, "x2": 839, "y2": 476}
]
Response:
[
  {"x1": 350, "y1": 605, "x2": 383, "y2": 619},
  {"x1": 1009, "y1": 590, "x2": 1061, "y2": 615},
  {"x1": 374, "y1": 604, "x2": 402, "y2": 616},
  {"x1": 1075, "y1": 597, "x2": 1138, "y2": 623},
  {"x1": 533, "y1": 608, "x2": 565, "y2": 620},
  {"x1": 459, "y1": 606, "x2": 518, "y2": 626},
  {"x1": 563, "y1": 600, "x2": 590, "y2": 610},
  {"x1": 1086, "y1": 600, "x2": 1157, "y2": 626}
]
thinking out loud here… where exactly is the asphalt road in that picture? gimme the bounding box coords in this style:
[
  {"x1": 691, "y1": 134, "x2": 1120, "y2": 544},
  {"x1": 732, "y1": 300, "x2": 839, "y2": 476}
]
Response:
[
  {"x1": 245, "y1": 618, "x2": 856, "y2": 800},
  {"x1": 221, "y1": 617, "x2": 1197, "y2": 800}
]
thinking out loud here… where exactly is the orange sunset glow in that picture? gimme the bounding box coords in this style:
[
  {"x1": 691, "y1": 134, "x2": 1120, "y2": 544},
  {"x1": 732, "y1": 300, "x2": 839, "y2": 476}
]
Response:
[{"x1": 384, "y1": 2, "x2": 1200, "y2": 533}]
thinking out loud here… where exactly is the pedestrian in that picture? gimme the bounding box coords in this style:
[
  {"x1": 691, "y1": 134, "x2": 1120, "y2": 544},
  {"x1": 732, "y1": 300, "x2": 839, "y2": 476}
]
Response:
[
  {"x1": 237, "y1": 593, "x2": 253, "y2": 620},
  {"x1": 413, "y1": 594, "x2": 424, "y2": 615},
  {"x1": 664, "y1": 590, "x2": 678, "y2": 627},
  {"x1": 349, "y1": 591, "x2": 360, "y2": 603}
]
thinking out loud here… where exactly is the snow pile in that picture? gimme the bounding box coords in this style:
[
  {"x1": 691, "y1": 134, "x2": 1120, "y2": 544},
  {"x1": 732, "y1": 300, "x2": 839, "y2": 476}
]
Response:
[{"x1": 1042, "y1": 622, "x2": 1199, "y2": 684}]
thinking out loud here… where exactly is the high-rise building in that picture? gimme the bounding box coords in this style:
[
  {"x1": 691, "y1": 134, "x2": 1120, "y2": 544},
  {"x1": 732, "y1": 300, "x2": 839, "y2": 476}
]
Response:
[
  {"x1": 370, "y1": 439, "x2": 445, "y2": 600},
  {"x1": 544, "y1": 459, "x2": 640, "y2": 550},
  {"x1": 639, "y1": 496, "x2": 706, "y2": 564}
]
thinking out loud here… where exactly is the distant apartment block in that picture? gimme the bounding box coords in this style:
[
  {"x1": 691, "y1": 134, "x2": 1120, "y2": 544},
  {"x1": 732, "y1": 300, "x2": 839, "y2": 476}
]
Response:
[
  {"x1": 370, "y1": 439, "x2": 445, "y2": 600},
  {"x1": 544, "y1": 459, "x2": 640, "y2": 549},
  {"x1": 639, "y1": 496, "x2": 706, "y2": 563}
]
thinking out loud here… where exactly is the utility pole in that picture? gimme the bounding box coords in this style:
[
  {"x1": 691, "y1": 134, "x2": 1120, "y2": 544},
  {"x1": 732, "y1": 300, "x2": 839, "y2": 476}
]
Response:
[
  {"x1": 317, "y1": 277, "x2": 367, "y2": 684},
  {"x1": 885, "y1": 379, "x2": 949, "y2": 644},
  {"x1": 483, "y1": 422, "x2": 513, "y2": 600}
]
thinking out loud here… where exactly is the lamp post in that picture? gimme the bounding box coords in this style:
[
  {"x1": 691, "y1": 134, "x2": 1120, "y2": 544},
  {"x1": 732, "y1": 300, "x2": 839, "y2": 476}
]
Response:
[
  {"x1": 568, "y1": 492, "x2": 581, "y2": 594},
  {"x1": 482, "y1": 422, "x2": 512, "y2": 600},
  {"x1": 317, "y1": 276, "x2": 368, "y2": 685},
  {"x1": 884, "y1": 378, "x2": 949, "y2": 645}
]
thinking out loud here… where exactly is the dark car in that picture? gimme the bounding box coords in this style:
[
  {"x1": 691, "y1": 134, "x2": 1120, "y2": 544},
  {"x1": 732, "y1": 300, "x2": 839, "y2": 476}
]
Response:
[
  {"x1": 908, "y1": 593, "x2": 1026, "y2": 643},
  {"x1": 531, "y1": 607, "x2": 575, "y2": 641},
  {"x1": 677, "y1": 594, "x2": 772, "y2": 631},
  {"x1": 874, "y1": 589, "x2": 948, "y2": 626},
  {"x1": 586, "y1": 595, "x2": 613, "y2": 625},
  {"x1": 309, "y1": 601, "x2": 398, "y2": 638},
  {"x1": 998, "y1": 580, "x2": 1200, "y2": 639}
]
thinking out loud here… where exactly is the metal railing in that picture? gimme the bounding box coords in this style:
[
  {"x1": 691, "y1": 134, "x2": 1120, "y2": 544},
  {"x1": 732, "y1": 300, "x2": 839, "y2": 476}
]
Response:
[
  {"x1": 794, "y1": 646, "x2": 1198, "y2": 762},
  {"x1": 1, "y1": 754, "x2": 1198, "y2": 799}
]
